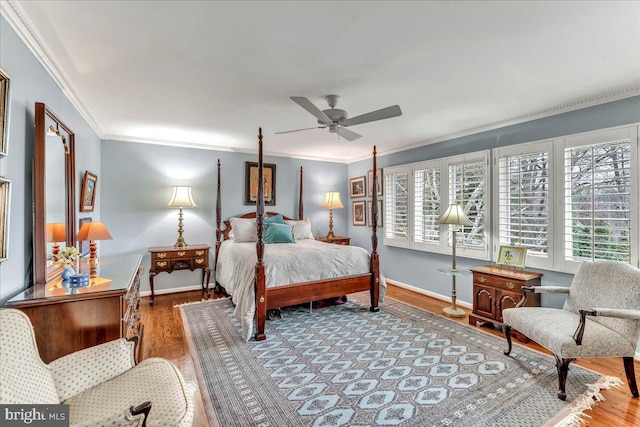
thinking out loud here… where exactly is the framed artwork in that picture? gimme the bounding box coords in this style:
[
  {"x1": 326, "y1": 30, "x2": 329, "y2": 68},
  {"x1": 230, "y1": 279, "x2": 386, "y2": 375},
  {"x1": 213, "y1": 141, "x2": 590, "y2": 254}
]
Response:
[
  {"x1": 78, "y1": 217, "x2": 92, "y2": 257},
  {"x1": 367, "y1": 200, "x2": 383, "y2": 227},
  {"x1": 497, "y1": 245, "x2": 527, "y2": 268},
  {"x1": 244, "y1": 162, "x2": 276, "y2": 206},
  {"x1": 80, "y1": 171, "x2": 98, "y2": 212},
  {"x1": 0, "y1": 69, "x2": 11, "y2": 157},
  {"x1": 368, "y1": 168, "x2": 383, "y2": 197},
  {"x1": 352, "y1": 201, "x2": 366, "y2": 226},
  {"x1": 0, "y1": 177, "x2": 10, "y2": 262},
  {"x1": 349, "y1": 176, "x2": 366, "y2": 198}
]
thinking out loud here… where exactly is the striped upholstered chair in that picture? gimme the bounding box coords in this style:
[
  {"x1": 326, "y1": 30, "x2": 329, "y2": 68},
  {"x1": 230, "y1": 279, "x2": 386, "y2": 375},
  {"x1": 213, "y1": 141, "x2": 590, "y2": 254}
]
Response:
[
  {"x1": 502, "y1": 260, "x2": 640, "y2": 400},
  {"x1": 0, "y1": 308, "x2": 195, "y2": 426}
]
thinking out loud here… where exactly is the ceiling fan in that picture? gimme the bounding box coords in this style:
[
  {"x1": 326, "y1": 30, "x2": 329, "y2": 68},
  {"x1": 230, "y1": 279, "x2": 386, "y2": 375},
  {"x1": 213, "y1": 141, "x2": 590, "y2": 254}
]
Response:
[{"x1": 276, "y1": 95, "x2": 402, "y2": 141}]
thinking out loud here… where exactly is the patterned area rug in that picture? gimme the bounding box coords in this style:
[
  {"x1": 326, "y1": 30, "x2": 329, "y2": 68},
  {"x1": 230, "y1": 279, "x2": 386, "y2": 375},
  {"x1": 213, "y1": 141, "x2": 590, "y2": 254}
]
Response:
[{"x1": 179, "y1": 295, "x2": 619, "y2": 427}]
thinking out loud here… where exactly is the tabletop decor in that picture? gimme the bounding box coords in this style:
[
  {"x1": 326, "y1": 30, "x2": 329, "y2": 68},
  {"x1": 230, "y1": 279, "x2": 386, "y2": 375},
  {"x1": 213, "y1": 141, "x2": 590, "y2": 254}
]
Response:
[{"x1": 59, "y1": 246, "x2": 79, "y2": 280}]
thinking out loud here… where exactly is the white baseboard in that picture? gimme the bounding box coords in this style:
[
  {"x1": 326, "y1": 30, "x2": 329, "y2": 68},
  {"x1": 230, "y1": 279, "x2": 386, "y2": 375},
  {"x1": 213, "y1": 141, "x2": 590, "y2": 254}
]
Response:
[
  {"x1": 140, "y1": 284, "x2": 209, "y2": 298},
  {"x1": 386, "y1": 279, "x2": 473, "y2": 309}
]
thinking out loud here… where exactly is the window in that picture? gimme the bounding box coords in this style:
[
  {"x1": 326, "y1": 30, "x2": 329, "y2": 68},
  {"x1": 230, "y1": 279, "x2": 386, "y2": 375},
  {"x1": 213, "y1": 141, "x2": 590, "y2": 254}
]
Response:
[{"x1": 384, "y1": 151, "x2": 490, "y2": 260}]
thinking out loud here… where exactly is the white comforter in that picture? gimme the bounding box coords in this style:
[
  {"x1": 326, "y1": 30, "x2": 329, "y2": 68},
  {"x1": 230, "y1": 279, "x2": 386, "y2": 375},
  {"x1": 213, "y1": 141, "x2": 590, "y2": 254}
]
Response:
[{"x1": 216, "y1": 239, "x2": 384, "y2": 340}]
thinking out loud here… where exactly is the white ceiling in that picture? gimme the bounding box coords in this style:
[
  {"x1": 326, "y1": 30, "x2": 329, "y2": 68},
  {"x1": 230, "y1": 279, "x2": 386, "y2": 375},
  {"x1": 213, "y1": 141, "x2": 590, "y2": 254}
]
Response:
[{"x1": 4, "y1": 0, "x2": 640, "y2": 162}]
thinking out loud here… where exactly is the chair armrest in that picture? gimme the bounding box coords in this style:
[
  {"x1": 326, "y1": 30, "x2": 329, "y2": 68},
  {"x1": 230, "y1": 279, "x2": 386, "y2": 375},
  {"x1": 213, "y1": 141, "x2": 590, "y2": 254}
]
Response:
[
  {"x1": 572, "y1": 308, "x2": 640, "y2": 345},
  {"x1": 515, "y1": 285, "x2": 569, "y2": 307},
  {"x1": 49, "y1": 338, "x2": 136, "y2": 401},
  {"x1": 69, "y1": 404, "x2": 148, "y2": 427}
]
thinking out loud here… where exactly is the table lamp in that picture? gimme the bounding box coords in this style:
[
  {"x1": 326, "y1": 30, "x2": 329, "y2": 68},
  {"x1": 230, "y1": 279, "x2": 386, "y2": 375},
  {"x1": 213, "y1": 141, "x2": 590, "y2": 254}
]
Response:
[
  {"x1": 46, "y1": 223, "x2": 66, "y2": 262},
  {"x1": 321, "y1": 191, "x2": 344, "y2": 239},
  {"x1": 76, "y1": 221, "x2": 113, "y2": 277},
  {"x1": 438, "y1": 204, "x2": 473, "y2": 317},
  {"x1": 167, "y1": 186, "x2": 197, "y2": 248}
]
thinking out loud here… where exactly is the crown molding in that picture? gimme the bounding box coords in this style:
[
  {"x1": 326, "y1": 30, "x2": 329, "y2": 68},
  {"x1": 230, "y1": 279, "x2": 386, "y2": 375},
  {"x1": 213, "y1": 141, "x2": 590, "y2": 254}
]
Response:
[
  {"x1": 1, "y1": 0, "x2": 105, "y2": 138},
  {"x1": 349, "y1": 86, "x2": 640, "y2": 164}
]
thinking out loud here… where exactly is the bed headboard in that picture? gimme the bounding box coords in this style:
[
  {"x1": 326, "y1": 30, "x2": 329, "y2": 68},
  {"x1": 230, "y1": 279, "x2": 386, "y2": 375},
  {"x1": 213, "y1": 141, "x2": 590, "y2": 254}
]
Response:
[{"x1": 220, "y1": 212, "x2": 296, "y2": 241}]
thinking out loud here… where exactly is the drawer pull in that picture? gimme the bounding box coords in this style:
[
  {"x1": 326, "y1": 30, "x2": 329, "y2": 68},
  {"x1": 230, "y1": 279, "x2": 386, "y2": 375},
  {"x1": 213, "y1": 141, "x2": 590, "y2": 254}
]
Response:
[
  {"x1": 178, "y1": 251, "x2": 186, "y2": 256},
  {"x1": 156, "y1": 261, "x2": 168, "y2": 268},
  {"x1": 505, "y1": 281, "x2": 515, "y2": 289},
  {"x1": 196, "y1": 250, "x2": 205, "y2": 256},
  {"x1": 195, "y1": 258, "x2": 204, "y2": 265},
  {"x1": 478, "y1": 276, "x2": 486, "y2": 283},
  {"x1": 157, "y1": 253, "x2": 167, "y2": 259}
]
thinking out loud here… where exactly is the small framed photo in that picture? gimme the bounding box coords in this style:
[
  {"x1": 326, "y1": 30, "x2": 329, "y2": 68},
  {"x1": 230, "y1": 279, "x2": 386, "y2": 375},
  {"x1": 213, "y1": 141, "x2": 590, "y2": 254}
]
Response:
[
  {"x1": 80, "y1": 171, "x2": 98, "y2": 212},
  {"x1": 349, "y1": 176, "x2": 366, "y2": 198},
  {"x1": 78, "y1": 217, "x2": 92, "y2": 257},
  {"x1": 497, "y1": 245, "x2": 527, "y2": 268},
  {"x1": 0, "y1": 69, "x2": 11, "y2": 157},
  {"x1": 352, "y1": 201, "x2": 366, "y2": 226},
  {"x1": 367, "y1": 200, "x2": 383, "y2": 227},
  {"x1": 368, "y1": 168, "x2": 383, "y2": 197}
]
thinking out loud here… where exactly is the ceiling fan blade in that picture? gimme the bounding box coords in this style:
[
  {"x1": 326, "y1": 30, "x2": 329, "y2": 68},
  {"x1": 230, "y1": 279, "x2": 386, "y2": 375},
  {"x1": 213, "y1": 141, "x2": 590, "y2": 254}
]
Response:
[
  {"x1": 341, "y1": 105, "x2": 402, "y2": 127},
  {"x1": 275, "y1": 126, "x2": 326, "y2": 135},
  {"x1": 291, "y1": 96, "x2": 332, "y2": 125},
  {"x1": 336, "y1": 127, "x2": 362, "y2": 141}
]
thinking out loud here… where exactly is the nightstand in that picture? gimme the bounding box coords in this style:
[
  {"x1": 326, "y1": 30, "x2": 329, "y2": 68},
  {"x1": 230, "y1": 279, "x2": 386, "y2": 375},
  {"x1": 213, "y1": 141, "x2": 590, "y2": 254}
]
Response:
[
  {"x1": 148, "y1": 244, "x2": 211, "y2": 304},
  {"x1": 316, "y1": 236, "x2": 351, "y2": 245}
]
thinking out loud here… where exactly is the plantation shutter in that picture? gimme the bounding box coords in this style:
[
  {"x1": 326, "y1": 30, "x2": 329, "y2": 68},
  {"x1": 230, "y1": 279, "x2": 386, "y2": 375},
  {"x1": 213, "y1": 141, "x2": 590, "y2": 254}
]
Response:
[
  {"x1": 414, "y1": 165, "x2": 441, "y2": 245},
  {"x1": 498, "y1": 150, "x2": 550, "y2": 259},
  {"x1": 384, "y1": 168, "x2": 410, "y2": 246},
  {"x1": 564, "y1": 139, "x2": 631, "y2": 263},
  {"x1": 449, "y1": 161, "x2": 486, "y2": 250}
]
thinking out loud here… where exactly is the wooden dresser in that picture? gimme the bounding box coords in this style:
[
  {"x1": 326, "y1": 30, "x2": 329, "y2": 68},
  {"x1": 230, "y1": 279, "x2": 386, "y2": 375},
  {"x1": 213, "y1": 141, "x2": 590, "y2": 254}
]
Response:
[
  {"x1": 148, "y1": 244, "x2": 211, "y2": 304},
  {"x1": 315, "y1": 236, "x2": 351, "y2": 245},
  {"x1": 469, "y1": 265, "x2": 542, "y2": 333},
  {"x1": 5, "y1": 254, "x2": 143, "y2": 364}
]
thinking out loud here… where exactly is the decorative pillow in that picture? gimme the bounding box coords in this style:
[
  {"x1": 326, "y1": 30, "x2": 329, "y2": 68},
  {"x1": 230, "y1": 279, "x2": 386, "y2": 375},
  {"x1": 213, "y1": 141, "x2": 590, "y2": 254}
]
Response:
[
  {"x1": 229, "y1": 217, "x2": 258, "y2": 242},
  {"x1": 285, "y1": 219, "x2": 315, "y2": 240},
  {"x1": 264, "y1": 223, "x2": 295, "y2": 244},
  {"x1": 264, "y1": 214, "x2": 285, "y2": 225}
]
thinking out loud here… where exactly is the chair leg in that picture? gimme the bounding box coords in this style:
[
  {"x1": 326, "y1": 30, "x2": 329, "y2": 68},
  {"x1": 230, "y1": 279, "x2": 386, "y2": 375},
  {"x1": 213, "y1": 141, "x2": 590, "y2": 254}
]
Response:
[
  {"x1": 623, "y1": 356, "x2": 639, "y2": 398},
  {"x1": 502, "y1": 324, "x2": 513, "y2": 355},
  {"x1": 554, "y1": 355, "x2": 575, "y2": 401}
]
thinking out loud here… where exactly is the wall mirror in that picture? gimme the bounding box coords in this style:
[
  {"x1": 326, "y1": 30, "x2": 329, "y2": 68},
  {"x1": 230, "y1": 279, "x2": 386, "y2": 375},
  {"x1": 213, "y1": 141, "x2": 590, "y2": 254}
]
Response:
[{"x1": 34, "y1": 102, "x2": 76, "y2": 285}]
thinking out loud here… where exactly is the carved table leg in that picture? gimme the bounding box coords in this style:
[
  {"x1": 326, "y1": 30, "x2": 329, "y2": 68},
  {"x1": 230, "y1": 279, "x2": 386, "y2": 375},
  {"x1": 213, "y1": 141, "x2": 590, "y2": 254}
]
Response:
[{"x1": 148, "y1": 272, "x2": 156, "y2": 305}]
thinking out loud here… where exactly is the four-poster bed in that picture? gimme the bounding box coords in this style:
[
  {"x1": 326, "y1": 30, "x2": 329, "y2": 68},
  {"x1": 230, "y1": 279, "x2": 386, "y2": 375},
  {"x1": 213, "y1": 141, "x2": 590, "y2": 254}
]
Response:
[{"x1": 215, "y1": 128, "x2": 382, "y2": 341}]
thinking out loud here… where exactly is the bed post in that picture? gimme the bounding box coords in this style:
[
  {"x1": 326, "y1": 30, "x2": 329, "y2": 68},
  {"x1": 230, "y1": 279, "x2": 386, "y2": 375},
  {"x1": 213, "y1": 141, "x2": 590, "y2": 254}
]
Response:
[
  {"x1": 299, "y1": 166, "x2": 304, "y2": 220},
  {"x1": 255, "y1": 128, "x2": 267, "y2": 341},
  {"x1": 370, "y1": 146, "x2": 380, "y2": 312},
  {"x1": 214, "y1": 159, "x2": 222, "y2": 293}
]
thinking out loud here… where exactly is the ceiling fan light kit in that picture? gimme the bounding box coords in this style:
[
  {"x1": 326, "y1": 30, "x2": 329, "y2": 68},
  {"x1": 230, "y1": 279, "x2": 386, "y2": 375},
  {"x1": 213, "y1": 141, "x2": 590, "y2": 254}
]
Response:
[{"x1": 276, "y1": 95, "x2": 402, "y2": 141}]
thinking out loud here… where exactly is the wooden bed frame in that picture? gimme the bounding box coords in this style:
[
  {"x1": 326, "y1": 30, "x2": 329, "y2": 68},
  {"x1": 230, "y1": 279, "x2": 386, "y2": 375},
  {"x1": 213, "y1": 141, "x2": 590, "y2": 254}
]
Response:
[{"x1": 215, "y1": 128, "x2": 381, "y2": 341}]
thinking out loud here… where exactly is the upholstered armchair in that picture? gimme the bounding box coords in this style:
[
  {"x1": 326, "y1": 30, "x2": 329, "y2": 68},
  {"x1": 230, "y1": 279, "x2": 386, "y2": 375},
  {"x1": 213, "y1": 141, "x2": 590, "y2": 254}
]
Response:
[
  {"x1": 0, "y1": 308, "x2": 195, "y2": 426},
  {"x1": 502, "y1": 260, "x2": 640, "y2": 400}
]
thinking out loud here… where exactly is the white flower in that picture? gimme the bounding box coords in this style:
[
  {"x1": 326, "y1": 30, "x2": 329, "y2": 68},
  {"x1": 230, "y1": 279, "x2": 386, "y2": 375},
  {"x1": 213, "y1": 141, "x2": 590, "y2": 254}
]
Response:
[{"x1": 59, "y1": 246, "x2": 79, "y2": 266}]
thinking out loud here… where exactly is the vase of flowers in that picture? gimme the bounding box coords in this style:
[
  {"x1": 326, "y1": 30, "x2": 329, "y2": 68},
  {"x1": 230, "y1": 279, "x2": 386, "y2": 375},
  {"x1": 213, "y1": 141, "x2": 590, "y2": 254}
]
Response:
[{"x1": 59, "y1": 246, "x2": 79, "y2": 280}]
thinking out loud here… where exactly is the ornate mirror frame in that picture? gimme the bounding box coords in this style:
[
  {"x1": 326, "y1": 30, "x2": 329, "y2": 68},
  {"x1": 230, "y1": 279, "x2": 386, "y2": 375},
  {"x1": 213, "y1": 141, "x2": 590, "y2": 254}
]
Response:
[{"x1": 34, "y1": 102, "x2": 76, "y2": 285}]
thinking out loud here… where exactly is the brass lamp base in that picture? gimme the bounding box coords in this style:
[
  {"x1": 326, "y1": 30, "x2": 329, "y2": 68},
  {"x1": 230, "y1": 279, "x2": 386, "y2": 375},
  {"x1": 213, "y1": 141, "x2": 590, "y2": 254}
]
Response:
[
  {"x1": 174, "y1": 237, "x2": 188, "y2": 248},
  {"x1": 443, "y1": 306, "x2": 466, "y2": 317},
  {"x1": 174, "y1": 207, "x2": 188, "y2": 248}
]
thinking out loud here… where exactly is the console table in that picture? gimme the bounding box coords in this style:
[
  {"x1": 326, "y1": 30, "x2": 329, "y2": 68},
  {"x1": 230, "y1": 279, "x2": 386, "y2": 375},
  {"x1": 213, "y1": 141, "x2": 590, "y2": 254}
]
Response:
[
  {"x1": 148, "y1": 244, "x2": 211, "y2": 304},
  {"x1": 5, "y1": 254, "x2": 143, "y2": 364}
]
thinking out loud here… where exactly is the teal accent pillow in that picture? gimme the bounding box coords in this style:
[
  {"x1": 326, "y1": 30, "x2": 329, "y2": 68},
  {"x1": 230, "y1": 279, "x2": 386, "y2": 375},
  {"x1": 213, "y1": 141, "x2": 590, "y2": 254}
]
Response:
[
  {"x1": 264, "y1": 223, "x2": 295, "y2": 244},
  {"x1": 264, "y1": 214, "x2": 285, "y2": 225}
]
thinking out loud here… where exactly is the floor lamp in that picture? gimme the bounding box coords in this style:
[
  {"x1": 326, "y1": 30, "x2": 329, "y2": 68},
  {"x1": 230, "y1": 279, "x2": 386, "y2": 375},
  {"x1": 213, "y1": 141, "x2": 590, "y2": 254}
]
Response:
[{"x1": 438, "y1": 204, "x2": 473, "y2": 317}]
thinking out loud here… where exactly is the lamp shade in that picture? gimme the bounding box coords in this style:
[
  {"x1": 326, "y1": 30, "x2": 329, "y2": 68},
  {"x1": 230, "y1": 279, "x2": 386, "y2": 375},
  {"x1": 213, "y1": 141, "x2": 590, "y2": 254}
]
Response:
[
  {"x1": 321, "y1": 191, "x2": 344, "y2": 209},
  {"x1": 167, "y1": 186, "x2": 197, "y2": 208},
  {"x1": 437, "y1": 204, "x2": 473, "y2": 226},
  {"x1": 76, "y1": 222, "x2": 113, "y2": 242},
  {"x1": 46, "y1": 223, "x2": 66, "y2": 242}
]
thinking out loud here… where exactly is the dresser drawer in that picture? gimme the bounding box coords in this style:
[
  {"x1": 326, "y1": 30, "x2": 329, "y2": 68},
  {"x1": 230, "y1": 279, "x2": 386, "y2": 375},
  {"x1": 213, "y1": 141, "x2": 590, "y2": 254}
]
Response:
[{"x1": 474, "y1": 273, "x2": 525, "y2": 292}]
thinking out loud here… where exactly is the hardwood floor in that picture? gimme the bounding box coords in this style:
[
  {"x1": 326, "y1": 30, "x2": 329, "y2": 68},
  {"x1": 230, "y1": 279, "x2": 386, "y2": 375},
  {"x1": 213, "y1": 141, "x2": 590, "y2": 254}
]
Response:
[{"x1": 139, "y1": 286, "x2": 640, "y2": 427}]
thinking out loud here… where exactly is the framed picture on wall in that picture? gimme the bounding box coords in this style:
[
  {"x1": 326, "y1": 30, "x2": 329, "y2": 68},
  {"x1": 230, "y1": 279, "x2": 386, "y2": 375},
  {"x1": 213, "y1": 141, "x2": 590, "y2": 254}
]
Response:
[
  {"x1": 368, "y1": 168, "x2": 383, "y2": 197},
  {"x1": 244, "y1": 162, "x2": 276, "y2": 206},
  {"x1": 367, "y1": 200, "x2": 383, "y2": 227},
  {"x1": 349, "y1": 176, "x2": 366, "y2": 198},
  {"x1": 80, "y1": 171, "x2": 97, "y2": 212},
  {"x1": 0, "y1": 69, "x2": 11, "y2": 157},
  {"x1": 352, "y1": 201, "x2": 366, "y2": 226},
  {"x1": 0, "y1": 177, "x2": 10, "y2": 262}
]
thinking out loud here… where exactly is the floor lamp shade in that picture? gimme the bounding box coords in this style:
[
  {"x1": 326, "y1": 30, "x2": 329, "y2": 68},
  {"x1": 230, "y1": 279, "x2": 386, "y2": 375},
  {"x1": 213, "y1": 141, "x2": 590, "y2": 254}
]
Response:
[
  {"x1": 438, "y1": 204, "x2": 472, "y2": 318},
  {"x1": 321, "y1": 191, "x2": 344, "y2": 239},
  {"x1": 167, "y1": 186, "x2": 197, "y2": 248}
]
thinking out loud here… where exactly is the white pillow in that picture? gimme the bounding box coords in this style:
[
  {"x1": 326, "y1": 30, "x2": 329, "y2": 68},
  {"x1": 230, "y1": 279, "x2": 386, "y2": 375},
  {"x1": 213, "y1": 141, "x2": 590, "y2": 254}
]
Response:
[
  {"x1": 230, "y1": 217, "x2": 258, "y2": 242},
  {"x1": 285, "y1": 219, "x2": 314, "y2": 240}
]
